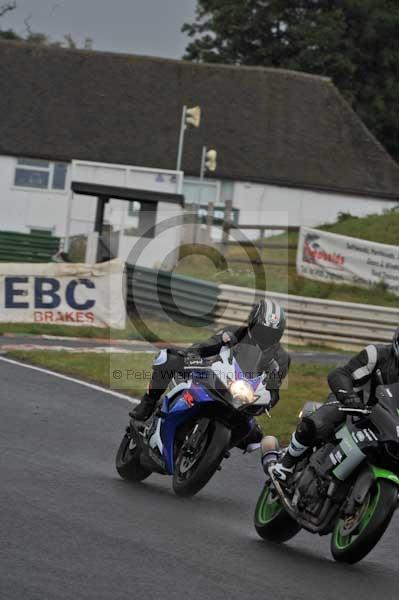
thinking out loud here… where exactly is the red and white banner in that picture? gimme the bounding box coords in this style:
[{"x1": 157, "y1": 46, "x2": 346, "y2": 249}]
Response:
[
  {"x1": 0, "y1": 259, "x2": 126, "y2": 329},
  {"x1": 297, "y1": 227, "x2": 399, "y2": 295}
]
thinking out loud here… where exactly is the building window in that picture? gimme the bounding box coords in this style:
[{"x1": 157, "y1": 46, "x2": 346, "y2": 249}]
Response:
[
  {"x1": 52, "y1": 163, "x2": 68, "y2": 190},
  {"x1": 14, "y1": 158, "x2": 68, "y2": 191}
]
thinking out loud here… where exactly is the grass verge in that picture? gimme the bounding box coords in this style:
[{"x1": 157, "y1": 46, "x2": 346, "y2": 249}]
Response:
[
  {"x1": 0, "y1": 321, "x2": 345, "y2": 354},
  {"x1": 0, "y1": 317, "x2": 215, "y2": 344},
  {"x1": 6, "y1": 350, "x2": 330, "y2": 443}
]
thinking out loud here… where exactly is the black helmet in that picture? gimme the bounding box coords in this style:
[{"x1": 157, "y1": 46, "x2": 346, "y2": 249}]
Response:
[
  {"x1": 392, "y1": 327, "x2": 399, "y2": 359},
  {"x1": 248, "y1": 299, "x2": 286, "y2": 350}
]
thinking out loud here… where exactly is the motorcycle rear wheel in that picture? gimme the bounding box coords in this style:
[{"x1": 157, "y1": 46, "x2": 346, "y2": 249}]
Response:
[
  {"x1": 331, "y1": 480, "x2": 398, "y2": 564},
  {"x1": 254, "y1": 483, "x2": 301, "y2": 542},
  {"x1": 115, "y1": 432, "x2": 152, "y2": 482},
  {"x1": 172, "y1": 421, "x2": 230, "y2": 497}
]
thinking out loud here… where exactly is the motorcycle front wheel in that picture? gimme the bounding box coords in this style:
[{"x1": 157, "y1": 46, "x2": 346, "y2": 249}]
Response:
[
  {"x1": 115, "y1": 431, "x2": 152, "y2": 482},
  {"x1": 331, "y1": 480, "x2": 398, "y2": 564},
  {"x1": 172, "y1": 421, "x2": 231, "y2": 497},
  {"x1": 254, "y1": 483, "x2": 301, "y2": 542}
]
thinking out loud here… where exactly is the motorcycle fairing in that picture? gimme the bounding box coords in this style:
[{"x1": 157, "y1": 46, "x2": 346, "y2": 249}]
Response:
[
  {"x1": 332, "y1": 425, "x2": 368, "y2": 481},
  {"x1": 159, "y1": 382, "x2": 216, "y2": 475},
  {"x1": 209, "y1": 346, "x2": 271, "y2": 408},
  {"x1": 149, "y1": 344, "x2": 271, "y2": 476},
  {"x1": 371, "y1": 384, "x2": 399, "y2": 442},
  {"x1": 371, "y1": 465, "x2": 399, "y2": 486}
]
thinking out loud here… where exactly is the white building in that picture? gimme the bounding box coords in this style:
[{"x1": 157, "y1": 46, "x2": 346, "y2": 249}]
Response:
[{"x1": 0, "y1": 41, "x2": 398, "y2": 253}]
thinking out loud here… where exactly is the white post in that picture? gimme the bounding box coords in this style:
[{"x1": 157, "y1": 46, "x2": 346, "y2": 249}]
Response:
[
  {"x1": 194, "y1": 146, "x2": 207, "y2": 243},
  {"x1": 63, "y1": 190, "x2": 73, "y2": 252},
  {"x1": 85, "y1": 231, "x2": 99, "y2": 264},
  {"x1": 198, "y1": 145, "x2": 207, "y2": 207},
  {"x1": 176, "y1": 105, "x2": 187, "y2": 172}
]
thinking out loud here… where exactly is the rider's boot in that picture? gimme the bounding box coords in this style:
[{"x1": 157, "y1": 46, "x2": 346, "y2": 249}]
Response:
[
  {"x1": 272, "y1": 452, "x2": 297, "y2": 484},
  {"x1": 130, "y1": 349, "x2": 186, "y2": 421},
  {"x1": 130, "y1": 392, "x2": 159, "y2": 421},
  {"x1": 271, "y1": 432, "x2": 309, "y2": 485}
]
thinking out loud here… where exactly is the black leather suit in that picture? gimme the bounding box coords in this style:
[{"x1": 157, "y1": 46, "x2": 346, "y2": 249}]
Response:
[{"x1": 296, "y1": 344, "x2": 399, "y2": 446}]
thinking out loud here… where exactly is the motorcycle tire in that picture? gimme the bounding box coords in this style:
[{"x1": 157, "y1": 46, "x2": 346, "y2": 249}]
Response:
[
  {"x1": 331, "y1": 480, "x2": 398, "y2": 564},
  {"x1": 172, "y1": 421, "x2": 231, "y2": 497},
  {"x1": 254, "y1": 483, "x2": 301, "y2": 542},
  {"x1": 115, "y1": 432, "x2": 152, "y2": 482}
]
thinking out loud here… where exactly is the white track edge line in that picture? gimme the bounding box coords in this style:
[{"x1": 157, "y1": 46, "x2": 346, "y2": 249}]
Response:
[{"x1": 0, "y1": 356, "x2": 139, "y2": 405}]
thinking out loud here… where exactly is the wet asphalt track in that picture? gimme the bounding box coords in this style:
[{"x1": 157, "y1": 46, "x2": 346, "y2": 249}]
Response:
[{"x1": 1, "y1": 359, "x2": 398, "y2": 600}]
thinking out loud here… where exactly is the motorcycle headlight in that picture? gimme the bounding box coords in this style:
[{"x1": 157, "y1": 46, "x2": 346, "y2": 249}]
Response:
[{"x1": 229, "y1": 380, "x2": 255, "y2": 406}]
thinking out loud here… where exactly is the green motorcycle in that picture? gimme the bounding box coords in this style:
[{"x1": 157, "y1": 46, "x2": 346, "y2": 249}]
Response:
[{"x1": 254, "y1": 384, "x2": 399, "y2": 563}]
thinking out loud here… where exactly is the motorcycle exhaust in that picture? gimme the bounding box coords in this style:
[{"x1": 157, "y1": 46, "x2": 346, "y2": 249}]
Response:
[
  {"x1": 268, "y1": 467, "x2": 336, "y2": 534},
  {"x1": 261, "y1": 436, "x2": 281, "y2": 473}
]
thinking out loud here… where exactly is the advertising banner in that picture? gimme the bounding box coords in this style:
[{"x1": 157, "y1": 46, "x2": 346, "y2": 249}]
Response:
[
  {"x1": 297, "y1": 227, "x2": 399, "y2": 295},
  {"x1": 0, "y1": 259, "x2": 126, "y2": 329}
]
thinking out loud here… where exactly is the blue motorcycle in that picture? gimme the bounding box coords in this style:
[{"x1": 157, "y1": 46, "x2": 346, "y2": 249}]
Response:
[{"x1": 115, "y1": 345, "x2": 272, "y2": 496}]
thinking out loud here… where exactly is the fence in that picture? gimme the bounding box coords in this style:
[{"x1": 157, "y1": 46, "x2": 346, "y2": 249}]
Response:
[
  {"x1": 181, "y1": 203, "x2": 298, "y2": 268},
  {"x1": 221, "y1": 202, "x2": 299, "y2": 267},
  {"x1": 215, "y1": 284, "x2": 399, "y2": 350},
  {"x1": 127, "y1": 266, "x2": 398, "y2": 350},
  {"x1": 127, "y1": 265, "x2": 219, "y2": 325},
  {"x1": 0, "y1": 231, "x2": 60, "y2": 262},
  {"x1": 221, "y1": 226, "x2": 297, "y2": 266}
]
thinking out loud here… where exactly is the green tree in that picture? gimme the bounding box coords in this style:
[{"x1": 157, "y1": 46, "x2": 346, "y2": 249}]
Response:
[{"x1": 183, "y1": 1, "x2": 399, "y2": 160}]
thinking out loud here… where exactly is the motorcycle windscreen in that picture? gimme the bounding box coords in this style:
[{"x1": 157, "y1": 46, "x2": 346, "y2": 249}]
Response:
[{"x1": 232, "y1": 343, "x2": 264, "y2": 379}]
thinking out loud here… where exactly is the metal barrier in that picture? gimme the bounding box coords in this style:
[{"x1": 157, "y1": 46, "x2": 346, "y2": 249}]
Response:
[
  {"x1": 127, "y1": 265, "x2": 219, "y2": 325},
  {"x1": 126, "y1": 266, "x2": 398, "y2": 350},
  {"x1": 215, "y1": 284, "x2": 399, "y2": 350},
  {"x1": 0, "y1": 231, "x2": 60, "y2": 262}
]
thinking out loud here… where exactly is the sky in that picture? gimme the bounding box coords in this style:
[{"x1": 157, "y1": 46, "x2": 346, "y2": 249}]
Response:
[{"x1": 0, "y1": 0, "x2": 198, "y2": 58}]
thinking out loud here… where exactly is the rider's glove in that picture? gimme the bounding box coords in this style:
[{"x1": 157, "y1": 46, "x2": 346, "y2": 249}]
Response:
[
  {"x1": 221, "y1": 330, "x2": 237, "y2": 346},
  {"x1": 343, "y1": 393, "x2": 363, "y2": 409}
]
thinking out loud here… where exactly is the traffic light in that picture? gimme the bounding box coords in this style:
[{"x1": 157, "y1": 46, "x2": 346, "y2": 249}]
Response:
[
  {"x1": 185, "y1": 106, "x2": 201, "y2": 128},
  {"x1": 205, "y1": 149, "x2": 217, "y2": 172}
]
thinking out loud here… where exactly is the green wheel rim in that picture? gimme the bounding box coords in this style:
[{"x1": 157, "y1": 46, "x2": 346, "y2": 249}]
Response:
[
  {"x1": 333, "y1": 482, "x2": 381, "y2": 550},
  {"x1": 256, "y1": 485, "x2": 283, "y2": 525}
]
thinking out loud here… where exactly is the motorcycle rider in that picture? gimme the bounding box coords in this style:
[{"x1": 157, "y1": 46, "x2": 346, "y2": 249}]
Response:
[
  {"x1": 271, "y1": 328, "x2": 399, "y2": 482},
  {"x1": 131, "y1": 299, "x2": 290, "y2": 448}
]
